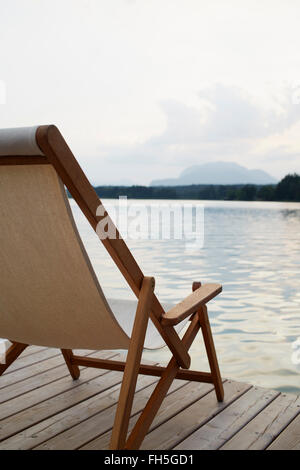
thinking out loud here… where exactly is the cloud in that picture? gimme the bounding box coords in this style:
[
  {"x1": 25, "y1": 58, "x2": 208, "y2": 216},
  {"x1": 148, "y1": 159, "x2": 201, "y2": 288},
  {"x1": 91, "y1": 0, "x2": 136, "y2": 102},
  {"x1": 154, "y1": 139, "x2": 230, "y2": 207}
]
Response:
[
  {"x1": 263, "y1": 145, "x2": 300, "y2": 162},
  {"x1": 151, "y1": 84, "x2": 300, "y2": 145},
  {"x1": 103, "y1": 84, "x2": 300, "y2": 170},
  {"x1": 81, "y1": 83, "x2": 300, "y2": 184}
]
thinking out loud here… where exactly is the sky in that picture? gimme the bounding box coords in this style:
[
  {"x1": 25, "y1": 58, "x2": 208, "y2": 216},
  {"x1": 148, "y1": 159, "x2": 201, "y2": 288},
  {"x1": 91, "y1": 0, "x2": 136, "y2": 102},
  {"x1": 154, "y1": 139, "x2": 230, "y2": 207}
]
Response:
[{"x1": 1, "y1": 0, "x2": 300, "y2": 185}]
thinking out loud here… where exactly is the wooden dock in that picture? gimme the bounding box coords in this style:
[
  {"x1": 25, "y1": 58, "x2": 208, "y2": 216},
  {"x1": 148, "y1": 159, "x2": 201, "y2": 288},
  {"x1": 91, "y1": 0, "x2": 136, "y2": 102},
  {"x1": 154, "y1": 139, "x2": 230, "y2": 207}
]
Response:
[{"x1": 0, "y1": 346, "x2": 299, "y2": 450}]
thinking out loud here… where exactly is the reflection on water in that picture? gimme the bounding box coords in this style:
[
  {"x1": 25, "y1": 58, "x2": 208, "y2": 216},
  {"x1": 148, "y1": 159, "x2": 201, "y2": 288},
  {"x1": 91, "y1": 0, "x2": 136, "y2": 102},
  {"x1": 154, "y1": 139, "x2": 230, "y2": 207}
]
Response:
[{"x1": 70, "y1": 199, "x2": 300, "y2": 394}]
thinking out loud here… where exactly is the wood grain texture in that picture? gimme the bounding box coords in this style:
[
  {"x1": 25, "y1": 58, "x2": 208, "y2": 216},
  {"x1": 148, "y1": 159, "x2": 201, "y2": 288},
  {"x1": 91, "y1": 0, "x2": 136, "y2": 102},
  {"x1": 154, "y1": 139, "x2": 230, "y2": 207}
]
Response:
[
  {"x1": 175, "y1": 386, "x2": 279, "y2": 450},
  {"x1": 34, "y1": 374, "x2": 162, "y2": 450},
  {"x1": 0, "y1": 348, "x2": 299, "y2": 450},
  {"x1": 0, "y1": 348, "x2": 60, "y2": 377},
  {"x1": 161, "y1": 283, "x2": 222, "y2": 326},
  {"x1": 221, "y1": 392, "x2": 300, "y2": 450},
  {"x1": 0, "y1": 354, "x2": 158, "y2": 450},
  {"x1": 0, "y1": 351, "x2": 64, "y2": 390},
  {"x1": 61, "y1": 349, "x2": 80, "y2": 380},
  {"x1": 72, "y1": 356, "x2": 213, "y2": 383},
  {"x1": 140, "y1": 380, "x2": 250, "y2": 450},
  {"x1": 0, "y1": 351, "x2": 100, "y2": 403},
  {"x1": 0, "y1": 348, "x2": 94, "y2": 391},
  {"x1": 81, "y1": 381, "x2": 212, "y2": 450},
  {"x1": 0, "y1": 352, "x2": 118, "y2": 442},
  {"x1": 267, "y1": 413, "x2": 300, "y2": 450},
  {"x1": 0, "y1": 342, "x2": 28, "y2": 376}
]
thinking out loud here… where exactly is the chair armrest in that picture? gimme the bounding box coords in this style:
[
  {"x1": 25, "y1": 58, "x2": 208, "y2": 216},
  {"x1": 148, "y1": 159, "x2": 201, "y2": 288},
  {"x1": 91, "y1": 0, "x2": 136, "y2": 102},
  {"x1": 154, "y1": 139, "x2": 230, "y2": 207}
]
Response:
[{"x1": 161, "y1": 283, "x2": 222, "y2": 326}]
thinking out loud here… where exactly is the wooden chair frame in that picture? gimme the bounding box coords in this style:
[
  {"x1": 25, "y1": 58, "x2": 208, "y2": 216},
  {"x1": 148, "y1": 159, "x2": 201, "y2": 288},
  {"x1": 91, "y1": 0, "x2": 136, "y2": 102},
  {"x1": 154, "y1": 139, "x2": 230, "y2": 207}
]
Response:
[{"x1": 0, "y1": 125, "x2": 224, "y2": 449}]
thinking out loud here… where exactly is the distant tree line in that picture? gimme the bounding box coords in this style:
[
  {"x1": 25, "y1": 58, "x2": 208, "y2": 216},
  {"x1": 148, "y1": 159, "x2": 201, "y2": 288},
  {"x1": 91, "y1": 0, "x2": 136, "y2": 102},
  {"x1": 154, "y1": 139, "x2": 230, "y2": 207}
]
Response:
[{"x1": 90, "y1": 173, "x2": 300, "y2": 202}]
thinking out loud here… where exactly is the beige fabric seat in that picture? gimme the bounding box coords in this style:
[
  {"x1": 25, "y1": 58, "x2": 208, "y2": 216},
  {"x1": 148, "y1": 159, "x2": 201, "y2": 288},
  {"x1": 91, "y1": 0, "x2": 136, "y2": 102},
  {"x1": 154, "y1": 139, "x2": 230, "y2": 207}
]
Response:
[{"x1": 0, "y1": 126, "x2": 170, "y2": 350}]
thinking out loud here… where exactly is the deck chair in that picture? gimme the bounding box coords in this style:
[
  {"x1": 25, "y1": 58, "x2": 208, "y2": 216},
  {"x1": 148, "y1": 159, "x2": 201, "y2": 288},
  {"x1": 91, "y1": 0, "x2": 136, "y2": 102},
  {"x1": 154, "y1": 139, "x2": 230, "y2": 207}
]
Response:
[{"x1": 0, "y1": 125, "x2": 224, "y2": 450}]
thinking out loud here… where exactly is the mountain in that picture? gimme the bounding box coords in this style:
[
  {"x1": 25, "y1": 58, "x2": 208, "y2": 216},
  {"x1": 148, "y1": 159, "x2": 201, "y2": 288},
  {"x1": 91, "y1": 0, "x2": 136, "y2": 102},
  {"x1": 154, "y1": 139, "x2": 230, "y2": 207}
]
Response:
[{"x1": 151, "y1": 162, "x2": 277, "y2": 186}]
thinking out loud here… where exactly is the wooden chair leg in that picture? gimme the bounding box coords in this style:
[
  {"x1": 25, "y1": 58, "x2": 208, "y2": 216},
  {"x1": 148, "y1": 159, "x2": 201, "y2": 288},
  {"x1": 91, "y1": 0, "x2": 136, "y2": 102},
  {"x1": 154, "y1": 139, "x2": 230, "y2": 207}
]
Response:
[
  {"x1": 125, "y1": 313, "x2": 201, "y2": 450},
  {"x1": 126, "y1": 355, "x2": 180, "y2": 450},
  {"x1": 110, "y1": 277, "x2": 155, "y2": 450},
  {"x1": 0, "y1": 341, "x2": 28, "y2": 376},
  {"x1": 61, "y1": 349, "x2": 80, "y2": 380},
  {"x1": 199, "y1": 305, "x2": 224, "y2": 402}
]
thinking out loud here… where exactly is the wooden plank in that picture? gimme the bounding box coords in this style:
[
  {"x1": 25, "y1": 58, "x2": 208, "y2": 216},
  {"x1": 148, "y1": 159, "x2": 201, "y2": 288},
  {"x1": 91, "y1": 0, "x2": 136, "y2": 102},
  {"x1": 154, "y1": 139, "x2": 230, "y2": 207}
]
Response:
[
  {"x1": 81, "y1": 380, "x2": 216, "y2": 450},
  {"x1": 268, "y1": 414, "x2": 300, "y2": 450},
  {"x1": 0, "y1": 355, "x2": 159, "y2": 450},
  {"x1": 0, "y1": 351, "x2": 115, "y2": 404},
  {"x1": 12, "y1": 345, "x2": 47, "y2": 358},
  {"x1": 139, "y1": 380, "x2": 251, "y2": 450},
  {"x1": 1, "y1": 374, "x2": 159, "y2": 450},
  {"x1": 145, "y1": 381, "x2": 217, "y2": 434},
  {"x1": 0, "y1": 348, "x2": 61, "y2": 376},
  {"x1": 0, "y1": 353, "x2": 115, "y2": 421},
  {"x1": 2, "y1": 344, "x2": 299, "y2": 451},
  {"x1": 0, "y1": 351, "x2": 115, "y2": 420},
  {"x1": 0, "y1": 362, "x2": 77, "y2": 404},
  {"x1": 0, "y1": 356, "x2": 120, "y2": 440},
  {"x1": 221, "y1": 392, "x2": 300, "y2": 450},
  {"x1": 175, "y1": 386, "x2": 279, "y2": 450},
  {"x1": 0, "y1": 342, "x2": 28, "y2": 376},
  {"x1": 0, "y1": 349, "x2": 98, "y2": 390},
  {"x1": 50, "y1": 381, "x2": 189, "y2": 451},
  {"x1": 0, "y1": 351, "x2": 74, "y2": 390},
  {"x1": 33, "y1": 374, "x2": 163, "y2": 450}
]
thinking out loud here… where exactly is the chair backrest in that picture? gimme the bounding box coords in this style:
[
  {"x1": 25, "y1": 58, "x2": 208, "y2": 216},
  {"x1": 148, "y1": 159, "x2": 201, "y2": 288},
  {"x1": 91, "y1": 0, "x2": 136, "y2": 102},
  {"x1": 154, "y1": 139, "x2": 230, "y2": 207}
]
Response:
[{"x1": 0, "y1": 126, "x2": 131, "y2": 350}]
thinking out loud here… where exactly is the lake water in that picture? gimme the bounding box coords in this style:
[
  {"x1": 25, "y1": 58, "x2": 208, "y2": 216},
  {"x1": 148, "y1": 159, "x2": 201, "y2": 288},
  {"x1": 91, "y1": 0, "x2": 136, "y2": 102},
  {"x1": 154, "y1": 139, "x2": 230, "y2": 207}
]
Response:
[{"x1": 71, "y1": 198, "x2": 300, "y2": 394}]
